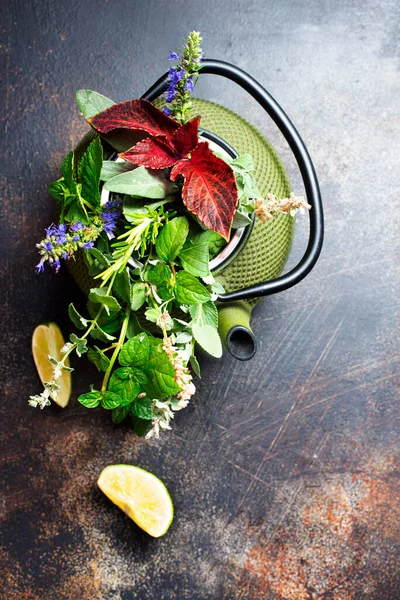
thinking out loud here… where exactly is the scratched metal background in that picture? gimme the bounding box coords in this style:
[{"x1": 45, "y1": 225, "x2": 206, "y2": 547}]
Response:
[{"x1": 1, "y1": 0, "x2": 399, "y2": 598}]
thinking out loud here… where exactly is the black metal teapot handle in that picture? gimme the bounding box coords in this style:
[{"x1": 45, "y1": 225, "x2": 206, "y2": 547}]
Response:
[{"x1": 142, "y1": 59, "x2": 324, "y2": 302}]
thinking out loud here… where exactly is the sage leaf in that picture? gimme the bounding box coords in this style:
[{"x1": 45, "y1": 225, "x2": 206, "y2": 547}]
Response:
[
  {"x1": 232, "y1": 209, "x2": 253, "y2": 229},
  {"x1": 192, "y1": 324, "x2": 223, "y2": 358},
  {"x1": 78, "y1": 390, "x2": 101, "y2": 408},
  {"x1": 190, "y1": 354, "x2": 201, "y2": 378},
  {"x1": 104, "y1": 166, "x2": 169, "y2": 198},
  {"x1": 156, "y1": 217, "x2": 189, "y2": 262},
  {"x1": 88, "y1": 288, "x2": 121, "y2": 312},
  {"x1": 174, "y1": 271, "x2": 211, "y2": 305},
  {"x1": 130, "y1": 282, "x2": 147, "y2": 311},
  {"x1": 189, "y1": 301, "x2": 218, "y2": 329},
  {"x1": 100, "y1": 160, "x2": 135, "y2": 182},
  {"x1": 76, "y1": 89, "x2": 115, "y2": 120},
  {"x1": 119, "y1": 333, "x2": 150, "y2": 369},
  {"x1": 68, "y1": 303, "x2": 88, "y2": 330}
]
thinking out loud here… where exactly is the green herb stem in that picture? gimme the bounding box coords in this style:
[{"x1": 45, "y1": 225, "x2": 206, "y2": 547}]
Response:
[{"x1": 101, "y1": 308, "x2": 131, "y2": 392}]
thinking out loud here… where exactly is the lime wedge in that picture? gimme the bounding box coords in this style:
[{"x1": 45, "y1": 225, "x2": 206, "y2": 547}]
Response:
[
  {"x1": 32, "y1": 322, "x2": 71, "y2": 408},
  {"x1": 97, "y1": 465, "x2": 174, "y2": 537}
]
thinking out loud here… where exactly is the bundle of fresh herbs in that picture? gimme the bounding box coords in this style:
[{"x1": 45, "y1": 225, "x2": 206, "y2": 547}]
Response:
[{"x1": 30, "y1": 32, "x2": 309, "y2": 438}]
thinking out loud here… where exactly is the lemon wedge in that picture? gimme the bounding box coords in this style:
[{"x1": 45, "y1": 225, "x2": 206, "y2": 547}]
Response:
[
  {"x1": 97, "y1": 464, "x2": 174, "y2": 537},
  {"x1": 31, "y1": 322, "x2": 71, "y2": 408}
]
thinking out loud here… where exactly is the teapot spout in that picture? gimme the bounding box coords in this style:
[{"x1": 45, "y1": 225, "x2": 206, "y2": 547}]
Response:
[{"x1": 217, "y1": 301, "x2": 257, "y2": 361}]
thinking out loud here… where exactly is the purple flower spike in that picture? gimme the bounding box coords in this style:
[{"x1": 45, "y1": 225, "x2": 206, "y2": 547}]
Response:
[
  {"x1": 184, "y1": 78, "x2": 194, "y2": 92},
  {"x1": 35, "y1": 260, "x2": 45, "y2": 274},
  {"x1": 70, "y1": 222, "x2": 84, "y2": 232},
  {"x1": 51, "y1": 260, "x2": 61, "y2": 272},
  {"x1": 168, "y1": 51, "x2": 179, "y2": 60},
  {"x1": 165, "y1": 89, "x2": 176, "y2": 103},
  {"x1": 82, "y1": 241, "x2": 94, "y2": 250},
  {"x1": 163, "y1": 106, "x2": 173, "y2": 116},
  {"x1": 44, "y1": 241, "x2": 53, "y2": 252},
  {"x1": 72, "y1": 235, "x2": 80, "y2": 242}
]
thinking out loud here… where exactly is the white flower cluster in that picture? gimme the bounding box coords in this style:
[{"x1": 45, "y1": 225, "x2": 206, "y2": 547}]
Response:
[
  {"x1": 253, "y1": 192, "x2": 311, "y2": 223},
  {"x1": 28, "y1": 354, "x2": 73, "y2": 409}
]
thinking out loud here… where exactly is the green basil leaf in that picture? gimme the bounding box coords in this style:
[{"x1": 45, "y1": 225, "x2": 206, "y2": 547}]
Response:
[
  {"x1": 156, "y1": 216, "x2": 189, "y2": 262},
  {"x1": 104, "y1": 166, "x2": 169, "y2": 198},
  {"x1": 143, "y1": 342, "x2": 180, "y2": 398},
  {"x1": 119, "y1": 333, "x2": 150, "y2": 368},
  {"x1": 178, "y1": 232, "x2": 210, "y2": 277},
  {"x1": 100, "y1": 160, "x2": 135, "y2": 182},
  {"x1": 78, "y1": 390, "x2": 101, "y2": 408},
  {"x1": 87, "y1": 346, "x2": 110, "y2": 372},
  {"x1": 189, "y1": 301, "x2": 218, "y2": 329},
  {"x1": 174, "y1": 271, "x2": 211, "y2": 305},
  {"x1": 108, "y1": 368, "x2": 141, "y2": 406},
  {"x1": 101, "y1": 391, "x2": 123, "y2": 410},
  {"x1": 192, "y1": 324, "x2": 223, "y2": 358},
  {"x1": 112, "y1": 404, "x2": 131, "y2": 424},
  {"x1": 68, "y1": 303, "x2": 88, "y2": 330},
  {"x1": 131, "y1": 396, "x2": 153, "y2": 420},
  {"x1": 88, "y1": 288, "x2": 121, "y2": 312},
  {"x1": 76, "y1": 89, "x2": 115, "y2": 119}
]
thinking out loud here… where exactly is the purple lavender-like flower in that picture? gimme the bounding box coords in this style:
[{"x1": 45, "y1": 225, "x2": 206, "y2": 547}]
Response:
[
  {"x1": 184, "y1": 78, "x2": 194, "y2": 92},
  {"x1": 163, "y1": 106, "x2": 173, "y2": 116},
  {"x1": 168, "y1": 67, "x2": 185, "y2": 86},
  {"x1": 82, "y1": 241, "x2": 94, "y2": 250},
  {"x1": 70, "y1": 221, "x2": 84, "y2": 232},
  {"x1": 168, "y1": 51, "x2": 179, "y2": 60}
]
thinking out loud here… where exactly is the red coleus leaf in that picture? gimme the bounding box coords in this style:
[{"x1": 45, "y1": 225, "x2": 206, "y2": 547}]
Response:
[
  {"x1": 119, "y1": 115, "x2": 201, "y2": 169},
  {"x1": 88, "y1": 99, "x2": 179, "y2": 141},
  {"x1": 170, "y1": 142, "x2": 239, "y2": 241}
]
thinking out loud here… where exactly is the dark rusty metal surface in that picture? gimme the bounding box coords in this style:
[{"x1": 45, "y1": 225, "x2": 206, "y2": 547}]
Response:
[{"x1": 1, "y1": 1, "x2": 399, "y2": 598}]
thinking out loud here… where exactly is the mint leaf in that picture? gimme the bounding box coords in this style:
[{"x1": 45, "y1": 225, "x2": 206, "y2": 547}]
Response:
[
  {"x1": 78, "y1": 390, "x2": 101, "y2": 408},
  {"x1": 119, "y1": 333, "x2": 150, "y2": 368},
  {"x1": 87, "y1": 346, "x2": 110, "y2": 372},
  {"x1": 179, "y1": 232, "x2": 210, "y2": 277},
  {"x1": 68, "y1": 303, "x2": 88, "y2": 330},
  {"x1": 112, "y1": 404, "x2": 131, "y2": 424},
  {"x1": 88, "y1": 288, "x2": 121, "y2": 313},
  {"x1": 131, "y1": 396, "x2": 153, "y2": 420},
  {"x1": 61, "y1": 151, "x2": 75, "y2": 188},
  {"x1": 70, "y1": 333, "x2": 88, "y2": 357},
  {"x1": 101, "y1": 391, "x2": 123, "y2": 410},
  {"x1": 229, "y1": 154, "x2": 254, "y2": 173},
  {"x1": 200, "y1": 230, "x2": 226, "y2": 259},
  {"x1": 48, "y1": 179, "x2": 67, "y2": 204},
  {"x1": 100, "y1": 160, "x2": 135, "y2": 182},
  {"x1": 130, "y1": 282, "x2": 147, "y2": 311},
  {"x1": 131, "y1": 415, "x2": 151, "y2": 437},
  {"x1": 189, "y1": 301, "x2": 218, "y2": 329},
  {"x1": 192, "y1": 324, "x2": 223, "y2": 358},
  {"x1": 104, "y1": 166, "x2": 169, "y2": 198},
  {"x1": 156, "y1": 217, "x2": 189, "y2": 262},
  {"x1": 108, "y1": 368, "x2": 141, "y2": 406},
  {"x1": 90, "y1": 325, "x2": 116, "y2": 343},
  {"x1": 143, "y1": 341, "x2": 180, "y2": 398},
  {"x1": 78, "y1": 137, "x2": 102, "y2": 207},
  {"x1": 76, "y1": 89, "x2": 115, "y2": 120},
  {"x1": 174, "y1": 271, "x2": 211, "y2": 305},
  {"x1": 145, "y1": 262, "x2": 172, "y2": 286}
]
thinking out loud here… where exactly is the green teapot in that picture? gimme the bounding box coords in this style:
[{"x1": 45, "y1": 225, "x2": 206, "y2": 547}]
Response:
[{"x1": 71, "y1": 60, "x2": 323, "y2": 361}]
